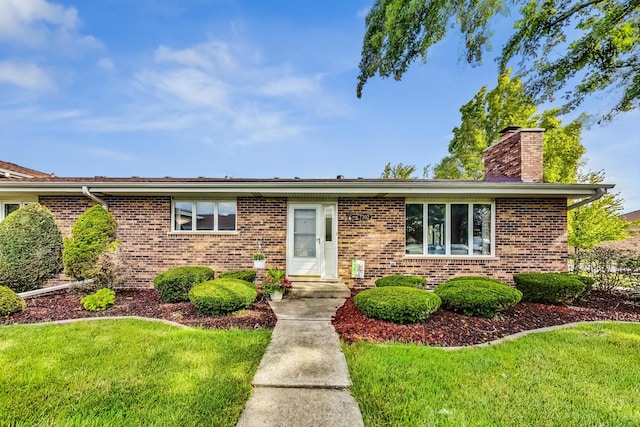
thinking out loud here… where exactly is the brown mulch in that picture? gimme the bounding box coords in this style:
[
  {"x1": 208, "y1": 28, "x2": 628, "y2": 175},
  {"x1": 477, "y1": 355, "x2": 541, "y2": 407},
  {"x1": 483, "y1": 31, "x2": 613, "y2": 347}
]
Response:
[
  {"x1": 3, "y1": 288, "x2": 277, "y2": 330},
  {"x1": 332, "y1": 289, "x2": 640, "y2": 347}
]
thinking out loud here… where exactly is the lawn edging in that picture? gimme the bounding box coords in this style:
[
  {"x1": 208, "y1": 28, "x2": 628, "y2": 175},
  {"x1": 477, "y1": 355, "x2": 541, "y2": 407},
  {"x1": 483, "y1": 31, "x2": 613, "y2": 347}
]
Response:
[
  {"x1": 440, "y1": 320, "x2": 640, "y2": 351},
  {"x1": 4, "y1": 315, "x2": 191, "y2": 329}
]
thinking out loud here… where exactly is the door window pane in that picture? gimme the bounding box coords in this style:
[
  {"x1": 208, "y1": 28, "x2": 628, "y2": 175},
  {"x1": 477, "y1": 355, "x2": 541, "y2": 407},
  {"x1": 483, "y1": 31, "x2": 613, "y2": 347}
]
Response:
[
  {"x1": 294, "y1": 209, "x2": 316, "y2": 257},
  {"x1": 218, "y1": 202, "x2": 236, "y2": 231},
  {"x1": 175, "y1": 202, "x2": 192, "y2": 230},
  {"x1": 427, "y1": 204, "x2": 445, "y2": 254},
  {"x1": 473, "y1": 204, "x2": 492, "y2": 255},
  {"x1": 406, "y1": 204, "x2": 423, "y2": 254},
  {"x1": 450, "y1": 204, "x2": 469, "y2": 255},
  {"x1": 325, "y1": 217, "x2": 332, "y2": 242},
  {"x1": 196, "y1": 202, "x2": 214, "y2": 231}
]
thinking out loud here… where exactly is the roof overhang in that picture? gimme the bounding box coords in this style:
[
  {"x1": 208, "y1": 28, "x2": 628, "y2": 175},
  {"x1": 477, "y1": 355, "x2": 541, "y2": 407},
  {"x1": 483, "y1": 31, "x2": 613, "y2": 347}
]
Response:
[{"x1": 0, "y1": 179, "x2": 614, "y2": 200}]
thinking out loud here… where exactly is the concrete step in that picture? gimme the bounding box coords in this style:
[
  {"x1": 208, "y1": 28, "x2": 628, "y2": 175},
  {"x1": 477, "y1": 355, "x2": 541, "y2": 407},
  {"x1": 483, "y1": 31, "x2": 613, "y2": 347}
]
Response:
[{"x1": 289, "y1": 281, "x2": 351, "y2": 299}]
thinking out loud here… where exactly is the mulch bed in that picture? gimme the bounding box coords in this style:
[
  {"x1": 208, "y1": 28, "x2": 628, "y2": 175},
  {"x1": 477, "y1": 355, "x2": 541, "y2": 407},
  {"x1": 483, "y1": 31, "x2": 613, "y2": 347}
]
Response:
[
  {"x1": 332, "y1": 289, "x2": 640, "y2": 347},
  {"x1": 3, "y1": 288, "x2": 277, "y2": 330}
]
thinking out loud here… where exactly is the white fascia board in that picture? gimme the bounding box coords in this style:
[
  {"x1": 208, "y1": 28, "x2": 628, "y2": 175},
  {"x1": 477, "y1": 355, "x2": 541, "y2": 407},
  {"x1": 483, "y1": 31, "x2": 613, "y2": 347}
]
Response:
[{"x1": 0, "y1": 181, "x2": 613, "y2": 198}]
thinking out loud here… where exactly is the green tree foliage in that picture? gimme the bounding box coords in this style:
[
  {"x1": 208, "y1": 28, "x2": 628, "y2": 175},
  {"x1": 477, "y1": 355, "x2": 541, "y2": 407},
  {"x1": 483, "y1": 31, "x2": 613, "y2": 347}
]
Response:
[
  {"x1": 63, "y1": 205, "x2": 118, "y2": 280},
  {"x1": 568, "y1": 170, "x2": 630, "y2": 250},
  {"x1": 433, "y1": 71, "x2": 585, "y2": 182},
  {"x1": 381, "y1": 162, "x2": 416, "y2": 178},
  {"x1": 0, "y1": 204, "x2": 63, "y2": 292},
  {"x1": 357, "y1": 0, "x2": 640, "y2": 120}
]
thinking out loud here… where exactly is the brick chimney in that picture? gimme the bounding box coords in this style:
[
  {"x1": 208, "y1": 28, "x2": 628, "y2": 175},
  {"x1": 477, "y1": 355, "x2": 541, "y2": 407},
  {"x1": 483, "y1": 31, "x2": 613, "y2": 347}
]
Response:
[{"x1": 484, "y1": 126, "x2": 544, "y2": 182}]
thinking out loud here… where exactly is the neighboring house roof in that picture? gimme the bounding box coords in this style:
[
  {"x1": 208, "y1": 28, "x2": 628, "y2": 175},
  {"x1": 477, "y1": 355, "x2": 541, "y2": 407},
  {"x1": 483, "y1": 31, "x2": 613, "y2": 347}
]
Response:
[
  {"x1": 0, "y1": 161, "x2": 52, "y2": 179},
  {"x1": 622, "y1": 209, "x2": 640, "y2": 223},
  {"x1": 0, "y1": 174, "x2": 613, "y2": 201}
]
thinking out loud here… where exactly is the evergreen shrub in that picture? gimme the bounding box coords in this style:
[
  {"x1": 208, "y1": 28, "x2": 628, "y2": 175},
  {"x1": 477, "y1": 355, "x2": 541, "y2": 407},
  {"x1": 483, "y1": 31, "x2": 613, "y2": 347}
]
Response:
[
  {"x1": 354, "y1": 286, "x2": 441, "y2": 324},
  {"x1": 188, "y1": 278, "x2": 257, "y2": 316},
  {"x1": 153, "y1": 266, "x2": 215, "y2": 303}
]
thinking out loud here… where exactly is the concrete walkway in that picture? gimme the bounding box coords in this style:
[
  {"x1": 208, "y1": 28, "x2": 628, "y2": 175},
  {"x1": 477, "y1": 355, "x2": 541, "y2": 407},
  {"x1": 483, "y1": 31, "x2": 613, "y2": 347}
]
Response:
[{"x1": 237, "y1": 298, "x2": 364, "y2": 427}]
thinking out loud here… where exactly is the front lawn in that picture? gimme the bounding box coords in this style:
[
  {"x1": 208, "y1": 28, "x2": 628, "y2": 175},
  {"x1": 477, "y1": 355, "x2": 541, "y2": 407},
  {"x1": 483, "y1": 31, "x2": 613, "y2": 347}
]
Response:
[
  {"x1": 343, "y1": 322, "x2": 640, "y2": 426},
  {"x1": 0, "y1": 319, "x2": 270, "y2": 426}
]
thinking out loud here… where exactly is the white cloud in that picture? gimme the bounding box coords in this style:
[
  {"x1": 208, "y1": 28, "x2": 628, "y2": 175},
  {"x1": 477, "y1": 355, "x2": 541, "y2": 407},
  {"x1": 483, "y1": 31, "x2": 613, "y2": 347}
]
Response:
[
  {"x1": 97, "y1": 57, "x2": 115, "y2": 72},
  {"x1": 86, "y1": 147, "x2": 135, "y2": 162},
  {"x1": 0, "y1": 61, "x2": 54, "y2": 90},
  {"x1": 0, "y1": 0, "x2": 101, "y2": 50},
  {"x1": 356, "y1": 6, "x2": 371, "y2": 19},
  {"x1": 260, "y1": 75, "x2": 320, "y2": 98},
  {"x1": 155, "y1": 41, "x2": 235, "y2": 70}
]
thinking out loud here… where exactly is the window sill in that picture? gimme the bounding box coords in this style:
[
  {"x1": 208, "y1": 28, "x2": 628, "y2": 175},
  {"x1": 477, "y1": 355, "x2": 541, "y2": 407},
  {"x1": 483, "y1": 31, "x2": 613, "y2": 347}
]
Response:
[
  {"x1": 167, "y1": 231, "x2": 238, "y2": 235},
  {"x1": 404, "y1": 255, "x2": 500, "y2": 260}
]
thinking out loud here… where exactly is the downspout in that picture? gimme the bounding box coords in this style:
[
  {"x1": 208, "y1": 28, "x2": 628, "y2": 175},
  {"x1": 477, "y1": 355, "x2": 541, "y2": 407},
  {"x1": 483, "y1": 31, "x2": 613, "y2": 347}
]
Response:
[
  {"x1": 567, "y1": 187, "x2": 606, "y2": 211},
  {"x1": 82, "y1": 186, "x2": 108, "y2": 211}
]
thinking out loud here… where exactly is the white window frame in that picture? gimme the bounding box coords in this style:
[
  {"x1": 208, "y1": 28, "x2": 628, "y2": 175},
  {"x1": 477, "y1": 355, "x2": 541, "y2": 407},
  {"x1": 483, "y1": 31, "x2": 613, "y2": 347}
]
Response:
[
  {"x1": 405, "y1": 200, "x2": 496, "y2": 258},
  {"x1": 0, "y1": 201, "x2": 33, "y2": 222},
  {"x1": 171, "y1": 199, "x2": 237, "y2": 233}
]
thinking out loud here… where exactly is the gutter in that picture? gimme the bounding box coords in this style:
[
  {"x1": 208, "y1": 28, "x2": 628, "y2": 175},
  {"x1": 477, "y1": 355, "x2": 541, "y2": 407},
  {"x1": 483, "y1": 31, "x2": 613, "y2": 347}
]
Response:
[
  {"x1": 567, "y1": 187, "x2": 606, "y2": 210},
  {"x1": 82, "y1": 186, "x2": 108, "y2": 210}
]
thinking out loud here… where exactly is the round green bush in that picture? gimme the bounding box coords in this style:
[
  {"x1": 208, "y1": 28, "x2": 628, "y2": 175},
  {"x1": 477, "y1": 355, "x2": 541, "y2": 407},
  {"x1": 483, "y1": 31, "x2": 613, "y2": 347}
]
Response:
[
  {"x1": 434, "y1": 279, "x2": 522, "y2": 318},
  {"x1": 562, "y1": 273, "x2": 595, "y2": 293},
  {"x1": 153, "y1": 266, "x2": 215, "y2": 302},
  {"x1": 63, "y1": 205, "x2": 118, "y2": 281},
  {"x1": 218, "y1": 269, "x2": 257, "y2": 283},
  {"x1": 375, "y1": 274, "x2": 426, "y2": 288},
  {"x1": 513, "y1": 273, "x2": 586, "y2": 305},
  {"x1": 188, "y1": 278, "x2": 258, "y2": 316},
  {"x1": 446, "y1": 275, "x2": 503, "y2": 284},
  {"x1": 81, "y1": 288, "x2": 116, "y2": 312},
  {"x1": 354, "y1": 286, "x2": 441, "y2": 324},
  {"x1": 0, "y1": 203, "x2": 63, "y2": 292},
  {"x1": 0, "y1": 285, "x2": 26, "y2": 317}
]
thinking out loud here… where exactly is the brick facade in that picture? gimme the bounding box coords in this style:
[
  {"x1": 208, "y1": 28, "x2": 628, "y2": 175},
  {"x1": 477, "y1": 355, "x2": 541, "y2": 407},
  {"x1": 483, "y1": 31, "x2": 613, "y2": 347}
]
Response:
[
  {"x1": 484, "y1": 129, "x2": 544, "y2": 182},
  {"x1": 41, "y1": 194, "x2": 568, "y2": 288}
]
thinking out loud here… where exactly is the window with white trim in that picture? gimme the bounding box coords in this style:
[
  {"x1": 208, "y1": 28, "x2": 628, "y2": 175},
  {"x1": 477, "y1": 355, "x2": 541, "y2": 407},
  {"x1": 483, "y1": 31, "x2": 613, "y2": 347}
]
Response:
[
  {"x1": 0, "y1": 201, "x2": 31, "y2": 222},
  {"x1": 172, "y1": 200, "x2": 237, "y2": 232},
  {"x1": 406, "y1": 202, "x2": 494, "y2": 256}
]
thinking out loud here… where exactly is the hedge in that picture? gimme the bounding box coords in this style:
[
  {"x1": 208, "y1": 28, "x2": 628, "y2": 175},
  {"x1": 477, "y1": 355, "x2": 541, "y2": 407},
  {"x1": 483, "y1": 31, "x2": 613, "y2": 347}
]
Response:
[
  {"x1": 63, "y1": 205, "x2": 118, "y2": 281},
  {"x1": 218, "y1": 269, "x2": 257, "y2": 283},
  {"x1": 446, "y1": 275, "x2": 503, "y2": 284},
  {"x1": 0, "y1": 203, "x2": 63, "y2": 292},
  {"x1": 354, "y1": 286, "x2": 441, "y2": 324},
  {"x1": 434, "y1": 279, "x2": 522, "y2": 318},
  {"x1": 0, "y1": 285, "x2": 26, "y2": 317},
  {"x1": 188, "y1": 278, "x2": 258, "y2": 316},
  {"x1": 513, "y1": 273, "x2": 586, "y2": 305},
  {"x1": 375, "y1": 274, "x2": 426, "y2": 288},
  {"x1": 153, "y1": 266, "x2": 216, "y2": 303}
]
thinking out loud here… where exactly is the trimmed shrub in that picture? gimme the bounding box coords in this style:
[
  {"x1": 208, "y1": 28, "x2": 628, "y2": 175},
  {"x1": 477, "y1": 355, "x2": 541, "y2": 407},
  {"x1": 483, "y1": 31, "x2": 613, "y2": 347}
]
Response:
[
  {"x1": 63, "y1": 205, "x2": 118, "y2": 281},
  {"x1": 562, "y1": 272, "x2": 595, "y2": 293},
  {"x1": 218, "y1": 269, "x2": 257, "y2": 283},
  {"x1": 354, "y1": 287, "x2": 441, "y2": 324},
  {"x1": 188, "y1": 278, "x2": 258, "y2": 316},
  {"x1": 153, "y1": 266, "x2": 215, "y2": 303},
  {"x1": 434, "y1": 279, "x2": 522, "y2": 318},
  {"x1": 81, "y1": 288, "x2": 116, "y2": 311},
  {"x1": 0, "y1": 204, "x2": 63, "y2": 292},
  {"x1": 446, "y1": 275, "x2": 503, "y2": 284},
  {"x1": 0, "y1": 285, "x2": 26, "y2": 317},
  {"x1": 513, "y1": 273, "x2": 586, "y2": 305},
  {"x1": 375, "y1": 274, "x2": 426, "y2": 288}
]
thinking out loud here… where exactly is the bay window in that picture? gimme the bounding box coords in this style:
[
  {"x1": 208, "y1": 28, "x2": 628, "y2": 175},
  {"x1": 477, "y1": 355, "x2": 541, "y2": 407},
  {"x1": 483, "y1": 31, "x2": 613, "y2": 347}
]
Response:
[{"x1": 406, "y1": 202, "x2": 493, "y2": 256}]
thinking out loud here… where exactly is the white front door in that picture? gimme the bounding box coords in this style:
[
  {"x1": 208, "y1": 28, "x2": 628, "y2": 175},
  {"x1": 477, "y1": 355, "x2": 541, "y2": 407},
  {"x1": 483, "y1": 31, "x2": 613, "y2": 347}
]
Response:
[
  {"x1": 288, "y1": 204, "x2": 322, "y2": 276},
  {"x1": 287, "y1": 203, "x2": 338, "y2": 277}
]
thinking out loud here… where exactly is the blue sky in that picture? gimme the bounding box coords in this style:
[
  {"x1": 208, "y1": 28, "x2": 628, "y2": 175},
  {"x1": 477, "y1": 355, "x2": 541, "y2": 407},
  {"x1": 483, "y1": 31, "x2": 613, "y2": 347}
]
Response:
[{"x1": 1, "y1": 0, "x2": 638, "y2": 211}]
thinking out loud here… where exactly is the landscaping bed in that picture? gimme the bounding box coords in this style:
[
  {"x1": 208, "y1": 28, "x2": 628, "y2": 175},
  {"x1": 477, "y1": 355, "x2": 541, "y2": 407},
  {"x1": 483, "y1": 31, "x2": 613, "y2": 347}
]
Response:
[
  {"x1": 333, "y1": 289, "x2": 640, "y2": 346},
  {"x1": 3, "y1": 288, "x2": 277, "y2": 329}
]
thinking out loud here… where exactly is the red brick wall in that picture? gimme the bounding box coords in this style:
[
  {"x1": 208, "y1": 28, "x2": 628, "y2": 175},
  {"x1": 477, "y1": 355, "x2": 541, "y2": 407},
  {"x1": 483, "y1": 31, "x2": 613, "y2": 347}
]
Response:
[
  {"x1": 337, "y1": 197, "x2": 567, "y2": 287},
  {"x1": 484, "y1": 130, "x2": 544, "y2": 182},
  {"x1": 40, "y1": 195, "x2": 567, "y2": 288},
  {"x1": 40, "y1": 196, "x2": 287, "y2": 287}
]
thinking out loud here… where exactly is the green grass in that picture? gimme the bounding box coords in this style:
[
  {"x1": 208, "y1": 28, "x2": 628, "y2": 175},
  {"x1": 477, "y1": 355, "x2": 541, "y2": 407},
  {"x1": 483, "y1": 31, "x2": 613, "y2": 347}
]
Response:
[
  {"x1": 0, "y1": 319, "x2": 271, "y2": 426},
  {"x1": 343, "y1": 322, "x2": 640, "y2": 426}
]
